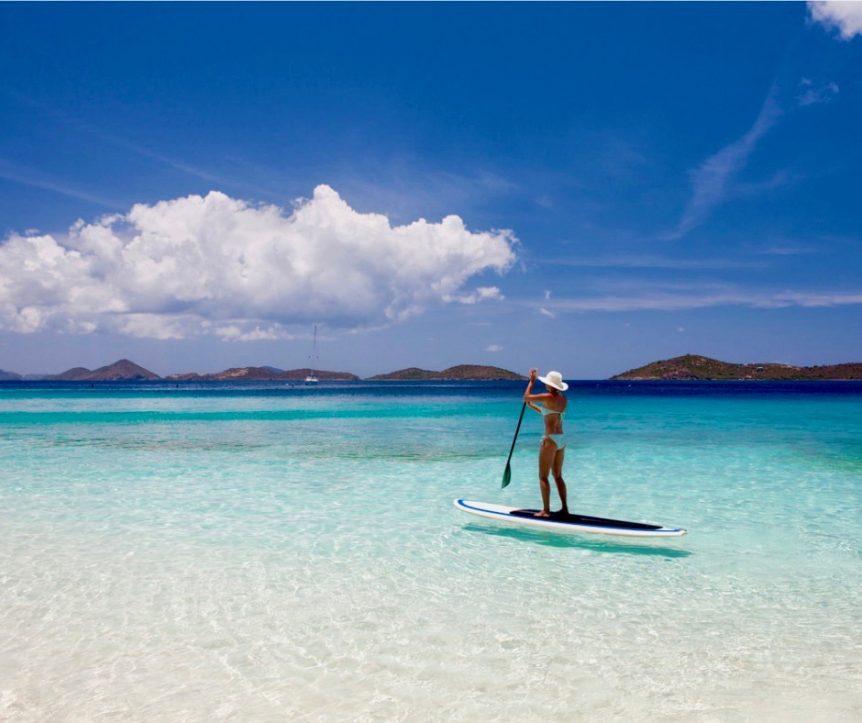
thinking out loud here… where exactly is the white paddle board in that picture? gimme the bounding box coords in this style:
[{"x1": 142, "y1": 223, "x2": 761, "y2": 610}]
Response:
[{"x1": 454, "y1": 498, "x2": 686, "y2": 538}]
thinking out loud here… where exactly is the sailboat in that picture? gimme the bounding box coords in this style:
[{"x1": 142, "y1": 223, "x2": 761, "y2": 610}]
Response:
[{"x1": 304, "y1": 324, "x2": 319, "y2": 384}]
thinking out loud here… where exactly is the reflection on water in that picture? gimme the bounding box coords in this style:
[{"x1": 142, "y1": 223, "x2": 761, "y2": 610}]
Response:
[{"x1": 461, "y1": 522, "x2": 692, "y2": 557}]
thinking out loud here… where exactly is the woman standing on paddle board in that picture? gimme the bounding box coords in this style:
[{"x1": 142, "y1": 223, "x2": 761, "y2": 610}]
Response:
[{"x1": 524, "y1": 369, "x2": 569, "y2": 518}]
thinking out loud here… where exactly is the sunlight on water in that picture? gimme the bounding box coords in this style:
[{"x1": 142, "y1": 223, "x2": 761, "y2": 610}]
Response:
[{"x1": 1, "y1": 382, "x2": 861, "y2": 720}]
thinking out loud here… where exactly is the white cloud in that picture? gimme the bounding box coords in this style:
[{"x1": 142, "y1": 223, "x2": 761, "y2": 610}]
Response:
[
  {"x1": 485, "y1": 344, "x2": 503, "y2": 352},
  {"x1": 808, "y1": 1, "x2": 862, "y2": 39},
  {"x1": 0, "y1": 185, "x2": 516, "y2": 338},
  {"x1": 214, "y1": 324, "x2": 292, "y2": 342},
  {"x1": 539, "y1": 307, "x2": 556, "y2": 318},
  {"x1": 445, "y1": 286, "x2": 505, "y2": 304}
]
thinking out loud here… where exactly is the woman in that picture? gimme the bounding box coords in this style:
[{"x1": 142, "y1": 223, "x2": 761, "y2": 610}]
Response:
[{"x1": 523, "y1": 368, "x2": 569, "y2": 518}]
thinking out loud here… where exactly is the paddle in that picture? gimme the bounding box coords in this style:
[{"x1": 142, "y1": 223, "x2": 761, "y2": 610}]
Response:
[{"x1": 501, "y1": 402, "x2": 527, "y2": 488}]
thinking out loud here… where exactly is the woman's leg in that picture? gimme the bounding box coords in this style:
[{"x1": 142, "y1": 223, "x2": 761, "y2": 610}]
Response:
[
  {"x1": 535, "y1": 439, "x2": 556, "y2": 517},
  {"x1": 552, "y1": 448, "x2": 568, "y2": 515}
]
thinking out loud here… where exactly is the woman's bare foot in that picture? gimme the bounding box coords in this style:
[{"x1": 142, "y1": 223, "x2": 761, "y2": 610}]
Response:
[{"x1": 534, "y1": 510, "x2": 550, "y2": 518}]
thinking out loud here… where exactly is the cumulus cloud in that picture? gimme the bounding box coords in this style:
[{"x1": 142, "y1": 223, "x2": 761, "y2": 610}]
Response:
[
  {"x1": 808, "y1": 1, "x2": 862, "y2": 39},
  {"x1": 0, "y1": 185, "x2": 516, "y2": 338}
]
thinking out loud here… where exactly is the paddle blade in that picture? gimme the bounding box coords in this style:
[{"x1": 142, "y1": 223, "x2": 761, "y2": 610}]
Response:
[{"x1": 501, "y1": 462, "x2": 512, "y2": 489}]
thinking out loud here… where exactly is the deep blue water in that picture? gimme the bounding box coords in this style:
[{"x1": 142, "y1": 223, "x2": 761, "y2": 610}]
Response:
[{"x1": 4, "y1": 378, "x2": 862, "y2": 395}]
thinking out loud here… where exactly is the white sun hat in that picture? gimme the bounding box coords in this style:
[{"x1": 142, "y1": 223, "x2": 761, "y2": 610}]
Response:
[{"x1": 538, "y1": 370, "x2": 568, "y2": 391}]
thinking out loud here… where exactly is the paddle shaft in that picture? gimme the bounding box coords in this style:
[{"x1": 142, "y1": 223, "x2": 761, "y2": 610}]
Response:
[{"x1": 504, "y1": 402, "x2": 527, "y2": 468}]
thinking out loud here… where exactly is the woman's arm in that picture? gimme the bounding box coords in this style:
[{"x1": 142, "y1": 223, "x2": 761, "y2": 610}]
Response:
[
  {"x1": 523, "y1": 368, "x2": 536, "y2": 401},
  {"x1": 523, "y1": 368, "x2": 552, "y2": 404}
]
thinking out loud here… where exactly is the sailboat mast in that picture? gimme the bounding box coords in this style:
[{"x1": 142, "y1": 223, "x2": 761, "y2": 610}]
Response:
[{"x1": 304, "y1": 324, "x2": 320, "y2": 383}]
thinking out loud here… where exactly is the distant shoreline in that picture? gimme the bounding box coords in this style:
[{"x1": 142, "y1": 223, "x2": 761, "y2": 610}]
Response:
[
  {"x1": 3, "y1": 354, "x2": 862, "y2": 383},
  {"x1": 0, "y1": 360, "x2": 526, "y2": 383},
  {"x1": 4, "y1": 379, "x2": 862, "y2": 388}
]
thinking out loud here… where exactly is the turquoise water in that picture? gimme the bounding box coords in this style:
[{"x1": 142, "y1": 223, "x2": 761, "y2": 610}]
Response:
[{"x1": 1, "y1": 381, "x2": 860, "y2": 721}]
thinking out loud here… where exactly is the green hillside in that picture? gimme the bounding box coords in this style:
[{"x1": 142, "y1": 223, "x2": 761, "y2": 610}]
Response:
[
  {"x1": 369, "y1": 364, "x2": 524, "y2": 381},
  {"x1": 612, "y1": 354, "x2": 862, "y2": 380}
]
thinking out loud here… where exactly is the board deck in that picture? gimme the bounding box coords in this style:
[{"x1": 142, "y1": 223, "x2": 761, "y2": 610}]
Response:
[{"x1": 454, "y1": 499, "x2": 687, "y2": 538}]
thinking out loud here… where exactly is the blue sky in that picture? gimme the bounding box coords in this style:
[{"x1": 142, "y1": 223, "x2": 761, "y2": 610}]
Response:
[{"x1": 0, "y1": 2, "x2": 860, "y2": 378}]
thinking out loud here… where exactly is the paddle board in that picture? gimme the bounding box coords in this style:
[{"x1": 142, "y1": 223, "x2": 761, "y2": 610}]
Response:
[{"x1": 454, "y1": 499, "x2": 686, "y2": 538}]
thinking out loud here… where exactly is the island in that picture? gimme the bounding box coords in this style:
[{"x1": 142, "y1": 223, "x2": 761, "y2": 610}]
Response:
[
  {"x1": 49, "y1": 359, "x2": 160, "y2": 381},
  {"x1": 1, "y1": 360, "x2": 521, "y2": 382},
  {"x1": 8, "y1": 359, "x2": 357, "y2": 382},
  {"x1": 611, "y1": 354, "x2": 862, "y2": 381},
  {"x1": 368, "y1": 364, "x2": 524, "y2": 381},
  {"x1": 9, "y1": 355, "x2": 859, "y2": 383},
  {"x1": 166, "y1": 367, "x2": 358, "y2": 381}
]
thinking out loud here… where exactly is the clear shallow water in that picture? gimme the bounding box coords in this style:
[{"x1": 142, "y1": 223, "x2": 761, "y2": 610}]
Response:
[{"x1": 1, "y1": 381, "x2": 860, "y2": 721}]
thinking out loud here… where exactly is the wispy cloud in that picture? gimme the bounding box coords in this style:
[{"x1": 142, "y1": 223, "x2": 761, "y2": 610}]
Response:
[
  {"x1": 732, "y1": 169, "x2": 800, "y2": 200},
  {"x1": 97, "y1": 132, "x2": 276, "y2": 199},
  {"x1": 796, "y1": 78, "x2": 840, "y2": 107},
  {"x1": 808, "y1": 1, "x2": 862, "y2": 40},
  {"x1": 672, "y1": 89, "x2": 782, "y2": 239},
  {"x1": 530, "y1": 286, "x2": 862, "y2": 313},
  {"x1": 332, "y1": 164, "x2": 522, "y2": 225},
  {"x1": 540, "y1": 254, "x2": 763, "y2": 270},
  {"x1": 6, "y1": 92, "x2": 275, "y2": 200},
  {"x1": 761, "y1": 242, "x2": 822, "y2": 256},
  {"x1": 0, "y1": 158, "x2": 124, "y2": 210},
  {"x1": 485, "y1": 344, "x2": 503, "y2": 352}
]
